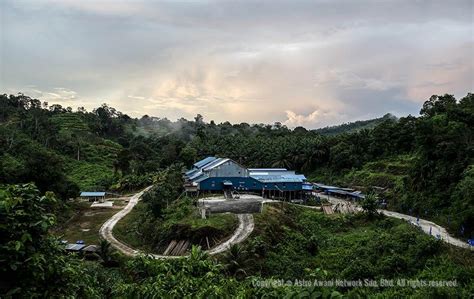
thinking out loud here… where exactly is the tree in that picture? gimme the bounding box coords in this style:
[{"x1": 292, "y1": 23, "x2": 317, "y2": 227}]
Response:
[
  {"x1": 361, "y1": 193, "x2": 379, "y2": 218},
  {"x1": 420, "y1": 94, "x2": 456, "y2": 118},
  {"x1": 0, "y1": 183, "x2": 119, "y2": 297},
  {"x1": 96, "y1": 239, "x2": 116, "y2": 267},
  {"x1": 222, "y1": 244, "x2": 254, "y2": 279},
  {"x1": 179, "y1": 145, "x2": 198, "y2": 167}
]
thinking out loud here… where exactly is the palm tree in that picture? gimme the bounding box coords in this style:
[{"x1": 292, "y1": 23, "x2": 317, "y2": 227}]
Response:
[
  {"x1": 222, "y1": 244, "x2": 254, "y2": 279},
  {"x1": 361, "y1": 193, "x2": 379, "y2": 218},
  {"x1": 96, "y1": 239, "x2": 114, "y2": 266}
]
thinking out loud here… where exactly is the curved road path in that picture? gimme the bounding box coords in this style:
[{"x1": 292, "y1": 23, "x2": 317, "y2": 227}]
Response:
[
  {"x1": 99, "y1": 186, "x2": 254, "y2": 258},
  {"x1": 325, "y1": 195, "x2": 470, "y2": 249},
  {"x1": 100, "y1": 187, "x2": 468, "y2": 258}
]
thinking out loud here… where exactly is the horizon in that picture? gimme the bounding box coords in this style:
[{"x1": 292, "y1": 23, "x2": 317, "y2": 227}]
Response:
[
  {"x1": 3, "y1": 92, "x2": 408, "y2": 130},
  {"x1": 1, "y1": 0, "x2": 473, "y2": 128}
]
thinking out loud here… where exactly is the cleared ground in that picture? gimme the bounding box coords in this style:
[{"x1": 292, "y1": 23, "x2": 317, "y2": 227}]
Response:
[
  {"x1": 102, "y1": 190, "x2": 257, "y2": 258},
  {"x1": 199, "y1": 194, "x2": 267, "y2": 214},
  {"x1": 113, "y1": 200, "x2": 239, "y2": 253},
  {"x1": 54, "y1": 198, "x2": 128, "y2": 244}
]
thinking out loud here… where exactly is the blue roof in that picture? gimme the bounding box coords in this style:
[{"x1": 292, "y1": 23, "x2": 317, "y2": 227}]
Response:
[
  {"x1": 65, "y1": 244, "x2": 86, "y2": 251},
  {"x1": 202, "y1": 158, "x2": 229, "y2": 171},
  {"x1": 250, "y1": 173, "x2": 306, "y2": 183},
  {"x1": 248, "y1": 168, "x2": 287, "y2": 171},
  {"x1": 193, "y1": 173, "x2": 209, "y2": 183},
  {"x1": 314, "y1": 183, "x2": 341, "y2": 190},
  {"x1": 188, "y1": 170, "x2": 205, "y2": 181},
  {"x1": 194, "y1": 157, "x2": 217, "y2": 169},
  {"x1": 186, "y1": 157, "x2": 307, "y2": 186},
  {"x1": 326, "y1": 189, "x2": 365, "y2": 199},
  {"x1": 80, "y1": 192, "x2": 105, "y2": 197},
  {"x1": 185, "y1": 169, "x2": 199, "y2": 177}
]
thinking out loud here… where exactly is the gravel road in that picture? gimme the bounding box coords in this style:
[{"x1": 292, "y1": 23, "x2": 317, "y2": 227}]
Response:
[
  {"x1": 99, "y1": 187, "x2": 255, "y2": 258},
  {"x1": 323, "y1": 194, "x2": 470, "y2": 249}
]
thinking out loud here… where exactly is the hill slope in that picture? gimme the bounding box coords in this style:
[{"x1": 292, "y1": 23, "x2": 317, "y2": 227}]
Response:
[{"x1": 313, "y1": 113, "x2": 397, "y2": 135}]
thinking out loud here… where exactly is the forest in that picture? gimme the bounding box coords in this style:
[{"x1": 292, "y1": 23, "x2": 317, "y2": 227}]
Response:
[{"x1": 0, "y1": 92, "x2": 473, "y2": 297}]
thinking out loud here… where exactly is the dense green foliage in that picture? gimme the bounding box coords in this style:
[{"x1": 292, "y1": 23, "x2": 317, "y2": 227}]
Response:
[
  {"x1": 0, "y1": 184, "x2": 110, "y2": 297},
  {"x1": 5, "y1": 184, "x2": 470, "y2": 297},
  {"x1": 314, "y1": 113, "x2": 397, "y2": 136},
  {"x1": 1, "y1": 93, "x2": 472, "y2": 238},
  {"x1": 240, "y1": 203, "x2": 473, "y2": 297},
  {"x1": 0, "y1": 92, "x2": 473, "y2": 297},
  {"x1": 1, "y1": 183, "x2": 340, "y2": 297},
  {"x1": 114, "y1": 168, "x2": 238, "y2": 253}
]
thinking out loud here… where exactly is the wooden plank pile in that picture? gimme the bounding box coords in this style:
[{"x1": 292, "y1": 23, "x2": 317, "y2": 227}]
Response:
[
  {"x1": 163, "y1": 240, "x2": 190, "y2": 256},
  {"x1": 322, "y1": 205, "x2": 334, "y2": 215}
]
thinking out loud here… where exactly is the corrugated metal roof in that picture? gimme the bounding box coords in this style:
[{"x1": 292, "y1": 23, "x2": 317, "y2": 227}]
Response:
[
  {"x1": 194, "y1": 156, "x2": 217, "y2": 168},
  {"x1": 185, "y1": 169, "x2": 198, "y2": 176},
  {"x1": 249, "y1": 170, "x2": 296, "y2": 176},
  {"x1": 188, "y1": 170, "x2": 204, "y2": 180},
  {"x1": 80, "y1": 192, "x2": 105, "y2": 197},
  {"x1": 257, "y1": 178, "x2": 304, "y2": 183},
  {"x1": 248, "y1": 168, "x2": 287, "y2": 171},
  {"x1": 313, "y1": 183, "x2": 340, "y2": 190},
  {"x1": 193, "y1": 174, "x2": 209, "y2": 183},
  {"x1": 327, "y1": 189, "x2": 365, "y2": 199},
  {"x1": 186, "y1": 157, "x2": 308, "y2": 186},
  {"x1": 251, "y1": 173, "x2": 306, "y2": 183},
  {"x1": 327, "y1": 189, "x2": 349, "y2": 195},
  {"x1": 65, "y1": 244, "x2": 86, "y2": 251},
  {"x1": 202, "y1": 158, "x2": 230, "y2": 171}
]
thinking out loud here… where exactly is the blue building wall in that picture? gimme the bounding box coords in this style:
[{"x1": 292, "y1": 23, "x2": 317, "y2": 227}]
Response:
[{"x1": 198, "y1": 176, "x2": 303, "y2": 191}]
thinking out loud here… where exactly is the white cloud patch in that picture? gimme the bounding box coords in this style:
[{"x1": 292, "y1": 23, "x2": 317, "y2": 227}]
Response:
[
  {"x1": 284, "y1": 108, "x2": 346, "y2": 128},
  {"x1": 1, "y1": 0, "x2": 472, "y2": 128}
]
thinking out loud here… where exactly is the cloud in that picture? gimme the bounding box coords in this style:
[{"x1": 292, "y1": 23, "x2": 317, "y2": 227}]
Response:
[
  {"x1": 314, "y1": 69, "x2": 401, "y2": 91},
  {"x1": 1, "y1": 0, "x2": 472, "y2": 128},
  {"x1": 284, "y1": 106, "x2": 347, "y2": 128}
]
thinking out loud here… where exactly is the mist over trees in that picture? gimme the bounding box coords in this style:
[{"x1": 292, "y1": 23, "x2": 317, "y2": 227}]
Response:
[
  {"x1": 1, "y1": 92, "x2": 473, "y2": 237},
  {"x1": 0, "y1": 92, "x2": 473, "y2": 297}
]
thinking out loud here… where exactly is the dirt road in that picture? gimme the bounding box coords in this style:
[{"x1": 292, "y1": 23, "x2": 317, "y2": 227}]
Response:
[
  {"x1": 99, "y1": 187, "x2": 255, "y2": 258},
  {"x1": 99, "y1": 186, "x2": 153, "y2": 257},
  {"x1": 323, "y1": 194, "x2": 470, "y2": 249}
]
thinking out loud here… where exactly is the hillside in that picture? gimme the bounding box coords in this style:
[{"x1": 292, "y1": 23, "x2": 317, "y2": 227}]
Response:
[
  {"x1": 313, "y1": 113, "x2": 397, "y2": 135},
  {"x1": 1, "y1": 93, "x2": 473, "y2": 237},
  {"x1": 1, "y1": 92, "x2": 473, "y2": 297}
]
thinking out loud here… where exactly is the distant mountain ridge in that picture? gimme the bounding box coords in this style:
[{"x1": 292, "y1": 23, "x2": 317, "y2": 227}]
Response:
[{"x1": 313, "y1": 113, "x2": 397, "y2": 135}]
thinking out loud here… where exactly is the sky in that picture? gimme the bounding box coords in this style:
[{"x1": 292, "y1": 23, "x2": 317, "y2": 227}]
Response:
[{"x1": 1, "y1": 0, "x2": 473, "y2": 128}]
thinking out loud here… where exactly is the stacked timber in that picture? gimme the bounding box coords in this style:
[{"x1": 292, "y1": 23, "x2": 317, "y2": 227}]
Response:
[
  {"x1": 163, "y1": 240, "x2": 190, "y2": 256},
  {"x1": 322, "y1": 205, "x2": 334, "y2": 215}
]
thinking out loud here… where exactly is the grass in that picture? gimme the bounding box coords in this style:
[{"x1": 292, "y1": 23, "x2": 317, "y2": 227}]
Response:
[
  {"x1": 113, "y1": 202, "x2": 151, "y2": 251},
  {"x1": 113, "y1": 200, "x2": 238, "y2": 254},
  {"x1": 176, "y1": 211, "x2": 237, "y2": 231},
  {"x1": 54, "y1": 200, "x2": 124, "y2": 245}
]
